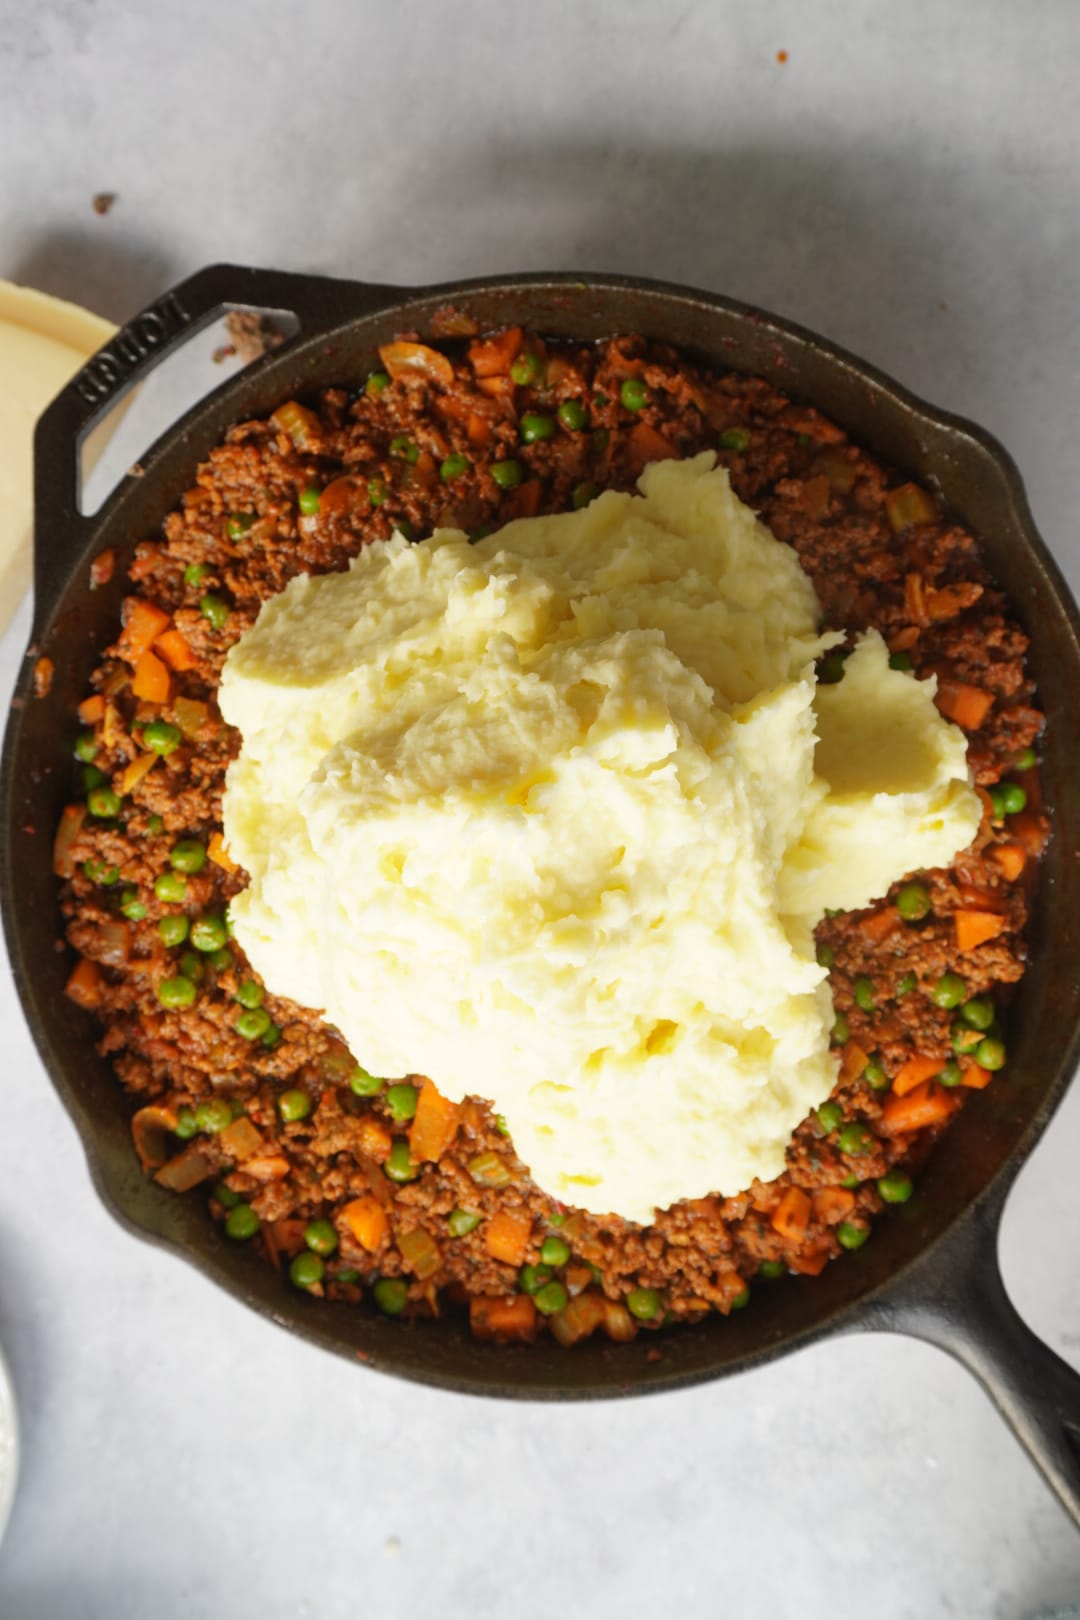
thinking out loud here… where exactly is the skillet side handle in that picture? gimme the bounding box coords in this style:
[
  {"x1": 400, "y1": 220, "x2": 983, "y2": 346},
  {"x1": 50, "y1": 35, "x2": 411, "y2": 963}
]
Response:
[
  {"x1": 31, "y1": 263, "x2": 403, "y2": 636},
  {"x1": 858, "y1": 1198, "x2": 1080, "y2": 1528}
]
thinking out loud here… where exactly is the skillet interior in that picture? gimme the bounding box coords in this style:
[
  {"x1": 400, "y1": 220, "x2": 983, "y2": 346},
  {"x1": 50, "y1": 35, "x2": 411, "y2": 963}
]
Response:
[{"x1": 4, "y1": 270, "x2": 1079, "y2": 1397}]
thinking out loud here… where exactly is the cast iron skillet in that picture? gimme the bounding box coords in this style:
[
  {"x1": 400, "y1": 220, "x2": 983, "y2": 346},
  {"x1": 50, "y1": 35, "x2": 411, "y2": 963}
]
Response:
[{"x1": 3, "y1": 267, "x2": 1079, "y2": 1521}]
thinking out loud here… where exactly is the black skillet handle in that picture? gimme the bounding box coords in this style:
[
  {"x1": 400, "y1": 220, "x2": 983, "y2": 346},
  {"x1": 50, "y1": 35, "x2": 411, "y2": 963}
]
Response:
[
  {"x1": 852, "y1": 1190, "x2": 1080, "y2": 1527},
  {"x1": 32, "y1": 263, "x2": 404, "y2": 634}
]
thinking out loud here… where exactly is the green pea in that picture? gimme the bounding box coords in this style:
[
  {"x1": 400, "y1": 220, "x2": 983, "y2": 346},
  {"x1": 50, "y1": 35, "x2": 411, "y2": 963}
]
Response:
[
  {"x1": 853, "y1": 975, "x2": 876, "y2": 1012},
  {"x1": 626, "y1": 1287, "x2": 661, "y2": 1321},
  {"x1": 389, "y1": 435, "x2": 419, "y2": 463},
  {"x1": 937, "y1": 1059, "x2": 963, "y2": 1087},
  {"x1": 837, "y1": 1123, "x2": 875, "y2": 1157},
  {"x1": 619, "y1": 378, "x2": 648, "y2": 412},
  {"x1": 557, "y1": 399, "x2": 588, "y2": 431},
  {"x1": 158, "y1": 974, "x2": 196, "y2": 1009},
  {"x1": 289, "y1": 1252, "x2": 325, "y2": 1290},
  {"x1": 199, "y1": 594, "x2": 230, "y2": 630},
  {"x1": 334, "y1": 1268, "x2": 361, "y2": 1284},
  {"x1": 877, "y1": 1172, "x2": 914, "y2": 1204},
  {"x1": 183, "y1": 562, "x2": 209, "y2": 587},
  {"x1": 816, "y1": 1100, "x2": 843, "y2": 1133},
  {"x1": 1015, "y1": 747, "x2": 1036, "y2": 770},
  {"x1": 959, "y1": 996, "x2": 995, "y2": 1031},
  {"x1": 209, "y1": 946, "x2": 233, "y2": 972},
  {"x1": 278, "y1": 1088, "x2": 312, "y2": 1123},
  {"x1": 440, "y1": 452, "x2": 470, "y2": 483},
  {"x1": 261, "y1": 1021, "x2": 282, "y2": 1051},
  {"x1": 758, "y1": 1260, "x2": 786, "y2": 1280},
  {"x1": 154, "y1": 872, "x2": 186, "y2": 904},
  {"x1": 533, "y1": 1280, "x2": 568, "y2": 1316},
  {"x1": 227, "y1": 512, "x2": 256, "y2": 539},
  {"x1": 510, "y1": 351, "x2": 542, "y2": 386},
  {"x1": 817, "y1": 650, "x2": 848, "y2": 685},
  {"x1": 236, "y1": 1008, "x2": 271, "y2": 1041},
  {"x1": 385, "y1": 1139, "x2": 417, "y2": 1183},
  {"x1": 896, "y1": 882, "x2": 931, "y2": 921},
  {"x1": 998, "y1": 782, "x2": 1027, "y2": 816},
  {"x1": 571, "y1": 481, "x2": 599, "y2": 510},
  {"x1": 975, "y1": 1036, "x2": 1006, "y2": 1071},
  {"x1": 467, "y1": 525, "x2": 494, "y2": 543},
  {"x1": 540, "y1": 1235, "x2": 571, "y2": 1267},
  {"x1": 447, "y1": 1208, "x2": 482, "y2": 1237},
  {"x1": 234, "y1": 980, "x2": 264, "y2": 1010},
  {"x1": 157, "y1": 914, "x2": 189, "y2": 948},
  {"x1": 169, "y1": 839, "x2": 206, "y2": 874},
  {"x1": 87, "y1": 785, "x2": 122, "y2": 818},
  {"x1": 719, "y1": 425, "x2": 750, "y2": 451},
  {"x1": 395, "y1": 518, "x2": 415, "y2": 540},
  {"x1": 173, "y1": 1105, "x2": 198, "y2": 1140},
  {"x1": 839, "y1": 1172, "x2": 860, "y2": 1189},
  {"x1": 837, "y1": 1221, "x2": 870, "y2": 1251},
  {"x1": 142, "y1": 719, "x2": 182, "y2": 756},
  {"x1": 119, "y1": 887, "x2": 147, "y2": 921},
  {"x1": 832, "y1": 1012, "x2": 850, "y2": 1046},
  {"x1": 294, "y1": 485, "x2": 320, "y2": 517},
  {"x1": 385, "y1": 1084, "x2": 418, "y2": 1122},
  {"x1": 349, "y1": 1066, "x2": 383, "y2": 1097},
  {"x1": 195, "y1": 1098, "x2": 233, "y2": 1133},
  {"x1": 225, "y1": 1204, "x2": 260, "y2": 1241},
  {"x1": 491, "y1": 458, "x2": 523, "y2": 489},
  {"x1": 816, "y1": 943, "x2": 836, "y2": 969},
  {"x1": 147, "y1": 814, "x2": 164, "y2": 836},
  {"x1": 519, "y1": 412, "x2": 555, "y2": 444},
  {"x1": 730, "y1": 1287, "x2": 751, "y2": 1310},
  {"x1": 365, "y1": 370, "x2": 390, "y2": 397},
  {"x1": 888, "y1": 652, "x2": 914, "y2": 672},
  {"x1": 83, "y1": 859, "x2": 119, "y2": 886},
  {"x1": 519, "y1": 1264, "x2": 553, "y2": 1295},
  {"x1": 373, "y1": 1277, "x2": 408, "y2": 1315},
  {"x1": 190, "y1": 913, "x2": 227, "y2": 952},
  {"x1": 952, "y1": 1023, "x2": 985, "y2": 1055},
  {"x1": 304, "y1": 1218, "x2": 338, "y2": 1257},
  {"x1": 897, "y1": 972, "x2": 917, "y2": 996},
  {"x1": 367, "y1": 475, "x2": 387, "y2": 507},
  {"x1": 593, "y1": 392, "x2": 609, "y2": 408},
  {"x1": 74, "y1": 730, "x2": 99, "y2": 762},
  {"x1": 931, "y1": 973, "x2": 967, "y2": 1009},
  {"x1": 863, "y1": 1059, "x2": 889, "y2": 1091},
  {"x1": 214, "y1": 1180, "x2": 241, "y2": 1209},
  {"x1": 82, "y1": 765, "x2": 106, "y2": 792},
  {"x1": 494, "y1": 1114, "x2": 510, "y2": 1137}
]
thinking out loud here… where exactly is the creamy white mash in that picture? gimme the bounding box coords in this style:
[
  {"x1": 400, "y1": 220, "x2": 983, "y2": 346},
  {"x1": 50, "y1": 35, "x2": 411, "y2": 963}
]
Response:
[{"x1": 220, "y1": 454, "x2": 979, "y2": 1222}]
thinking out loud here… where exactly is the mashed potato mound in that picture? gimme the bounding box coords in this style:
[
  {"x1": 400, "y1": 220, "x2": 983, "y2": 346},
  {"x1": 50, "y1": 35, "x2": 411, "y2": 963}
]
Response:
[{"x1": 220, "y1": 454, "x2": 979, "y2": 1222}]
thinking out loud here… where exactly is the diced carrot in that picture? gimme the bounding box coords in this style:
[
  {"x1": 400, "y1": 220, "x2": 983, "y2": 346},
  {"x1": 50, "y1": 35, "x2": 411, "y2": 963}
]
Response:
[
  {"x1": 262, "y1": 1218, "x2": 308, "y2": 1270},
  {"x1": 469, "y1": 1293, "x2": 538, "y2": 1342},
  {"x1": 78, "y1": 693, "x2": 105, "y2": 725},
  {"x1": 318, "y1": 476, "x2": 362, "y2": 517},
  {"x1": 33, "y1": 656, "x2": 54, "y2": 697},
  {"x1": 341, "y1": 1196, "x2": 390, "y2": 1253},
  {"x1": 53, "y1": 802, "x2": 87, "y2": 878},
  {"x1": 839, "y1": 1040, "x2": 870, "y2": 1084},
  {"x1": 120, "y1": 752, "x2": 158, "y2": 795},
  {"x1": 857, "y1": 905, "x2": 900, "y2": 944},
  {"x1": 959, "y1": 1058, "x2": 992, "y2": 1090},
  {"x1": 954, "y1": 909, "x2": 1007, "y2": 951},
  {"x1": 881, "y1": 1082, "x2": 959, "y2": 1134},
  {"x1": 991, "y1": 842, "x2": 1027, "y2": 882},
  {"x1": 887, "y1": 484, "x2": 937, "y2": 533},
  {"x1": 131, "y1": 648, "x2": 171, "y2": 703},
  {"x1": 154, "y1": 627, "x2": 196, "y2": 672},
  {"x1": 926, "y1": 582, "x2": 983, "y2": 622},
  {"x1": 771, "y1": 1186, "x2": 811, "y2": 1244},
  {"x1": 130, "y1": 1104, "x2": 179, "y2": 1172},
  {"x1": 218, "y1": 1116, "x2": 263, "y2": 1161},
  {"x1": 466, "y1": 411, "x2": 492, "y2": 448},
  {"x1": 65, "y1": 956, "x2": 104, "y2": 1009},
  {"x1": 468, "y1": 327, "x2": 523, "y2": 377},
  {"x1": 357, "y1": 1117, "x2": 393, "y2": 1162},
  {"x1": 935, "y1": 679, "x2": 994, "y2": 731},
  {"x1": 889, "y1": 625, "x2": 920, "y2": 653},
  {"x1": 628, "y1": 421, "x2": 678, "y2": 464},
  {"x1": 957, "y1": 882, "x2": 1005, "y2": 911},
  {"x1": 270, "y1": 400, "x2": 322, "y2": 448},
  {"x1": 117, "y1": 597, "x2": 171, "y2": 665},
  {"x1": 207, "y1": 831, "x2": 239, "y2": 874},
  {"x1": 892, "y1": 1053, "x2": 944, "y2": 1097},
  {"x1": 409, "y1": 1077, "x2": 461, "y2": 1162},
  {"x1": 475, "y1": 374, "x2": 514, "y2": 400},
  {"x1": 798, "y1": 475, "x2": 832, "y2": 519},
  {"x1": 788, "y1": 1244, "x2": 831, "y2": 1276},
  {"x1": 1011, "y1": 811, "x2": 1049, "y2": 858},
  {"x1": 812, "y1": 1186, "x2": 856, "y2": 1224},
  {"x1": 484, "y1": 1210, "x2": 532, "y2": 1267},
  {"x1": 378, "y1": 341, "x2": 455, "y2": 389},
  {"x1": 904, "y1": 572, "x2": 927, "y2": 625},
  {"x1": 504, "y1": 479, "x2": 543, "y2": 520}
]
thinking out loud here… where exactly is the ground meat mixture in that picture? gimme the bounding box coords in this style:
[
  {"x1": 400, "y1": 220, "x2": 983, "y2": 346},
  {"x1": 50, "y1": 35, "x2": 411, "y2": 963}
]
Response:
[{"x1": 54, "y1": 328, "x2": 1047, "y2": 1349}]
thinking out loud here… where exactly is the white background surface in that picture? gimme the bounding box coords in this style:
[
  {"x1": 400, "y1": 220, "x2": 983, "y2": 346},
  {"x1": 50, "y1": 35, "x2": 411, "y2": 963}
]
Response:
[{"x1": 2, "y1": 2, "x2": 1080, "y2": 1616}]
